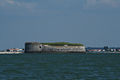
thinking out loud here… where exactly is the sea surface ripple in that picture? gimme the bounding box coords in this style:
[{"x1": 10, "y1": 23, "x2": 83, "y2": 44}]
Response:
[{"x1": 0, "y1": 53, "x2": 120, "y2": 80}]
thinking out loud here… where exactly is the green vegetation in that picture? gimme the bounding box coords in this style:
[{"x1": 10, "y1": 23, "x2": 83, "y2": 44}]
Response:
[{"x1": 41, "y1": 42, "x2": 84, "y2": 46}]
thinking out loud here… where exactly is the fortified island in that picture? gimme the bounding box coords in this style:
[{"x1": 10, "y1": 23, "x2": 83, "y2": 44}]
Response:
[
  {"x1": 1, "y1": 42, "x2": 120, "y2": 54},
  {"x1": 25, "y1": 42, "x2": 86, "y2": 53}
]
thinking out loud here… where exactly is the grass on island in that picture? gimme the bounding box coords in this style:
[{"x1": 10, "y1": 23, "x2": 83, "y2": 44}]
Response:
[{"x1": 41, "y1": 42, "x2": 84, "y2": 46}]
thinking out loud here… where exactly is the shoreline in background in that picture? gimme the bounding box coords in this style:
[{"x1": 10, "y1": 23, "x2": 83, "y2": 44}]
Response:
[
  {"x1": 1, "y1": 42, "x2": 120, "y2": 54},
  {"x1": 0, "y1": 52, "x2": 120, "y2": 54},
  {"x1": 0, "y1": 52, "x2": 23, "y2": 54}
]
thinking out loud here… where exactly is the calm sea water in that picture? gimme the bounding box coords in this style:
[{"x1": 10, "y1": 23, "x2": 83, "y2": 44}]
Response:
[{"x1": 0, "y1": 53, "x2": 120, "y2": 80}]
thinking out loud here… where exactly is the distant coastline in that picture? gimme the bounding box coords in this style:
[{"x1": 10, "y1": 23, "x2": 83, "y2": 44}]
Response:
[
  {"x1": 1, "y1": 42, "x2": 120, "y2": 54},
  {"x1": 0, "y1": 52, "x2": 23, "y2": 54}
]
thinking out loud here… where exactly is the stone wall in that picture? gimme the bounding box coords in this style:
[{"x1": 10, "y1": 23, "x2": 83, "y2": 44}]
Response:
[
  {"x1": 25, "y1": 42, "x2": 43, "y2": 53},
  {"x1": 25, "y1": 42, "x2": 86, "y2": 53},
  {"x1": 42, "y1": 45, "x2": 86, "y2": 53}
]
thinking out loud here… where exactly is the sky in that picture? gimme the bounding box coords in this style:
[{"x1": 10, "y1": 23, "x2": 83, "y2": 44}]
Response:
[{"x1": 0, "y1": 0, "x2": 120, "y2": 49}]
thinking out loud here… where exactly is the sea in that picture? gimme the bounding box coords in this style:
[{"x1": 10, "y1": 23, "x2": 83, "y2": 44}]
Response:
[{"x1": 0, "y1": 53, "x2": 120, "y2": 80}]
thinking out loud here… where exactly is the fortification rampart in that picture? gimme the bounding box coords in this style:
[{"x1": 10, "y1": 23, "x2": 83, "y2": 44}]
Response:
[
  {"x1": 25, "y1": 42, "x2": 86, "y2": 53},
  {"x1": 25, "y1": 42, "x2": 43, "y2": 53}
]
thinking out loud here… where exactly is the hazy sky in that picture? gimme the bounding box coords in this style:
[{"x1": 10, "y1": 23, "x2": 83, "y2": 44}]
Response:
[{"x1": 0, "y1": 0, "x2": 120, "y2": 49}]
